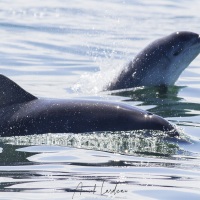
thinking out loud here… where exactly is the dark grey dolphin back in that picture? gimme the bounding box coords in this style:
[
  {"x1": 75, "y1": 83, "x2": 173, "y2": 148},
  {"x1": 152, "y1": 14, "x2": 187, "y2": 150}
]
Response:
[{"x1": 0, "y1": 74, "x2": 37, "y2": 107}]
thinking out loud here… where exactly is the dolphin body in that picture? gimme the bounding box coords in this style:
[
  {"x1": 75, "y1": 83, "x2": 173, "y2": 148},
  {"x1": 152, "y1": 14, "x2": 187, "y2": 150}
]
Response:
[
  {"x1": 108, "y1": 31, "x2": 200, "y2": 90},
  {"x1": 0, "y1": 75, "x2": 178, "y2": 137}
]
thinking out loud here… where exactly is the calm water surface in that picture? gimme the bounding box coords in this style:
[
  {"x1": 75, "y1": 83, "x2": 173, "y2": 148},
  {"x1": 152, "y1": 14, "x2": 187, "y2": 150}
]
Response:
[{"x1": 1, "y1": 0, "x2": 200, "y2": 199}]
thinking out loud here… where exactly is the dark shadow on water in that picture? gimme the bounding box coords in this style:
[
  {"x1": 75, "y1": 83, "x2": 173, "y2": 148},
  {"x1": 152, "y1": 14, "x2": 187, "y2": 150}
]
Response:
[
  {"x1": 0, "y1": 142, "x2": 36, "y2": 165},
  {"x1": 111, "y1": 85, "x2": 200, "y2": 118},
  {"x1": 0, "y1": 133, "x2": 199, "y2": 193}
]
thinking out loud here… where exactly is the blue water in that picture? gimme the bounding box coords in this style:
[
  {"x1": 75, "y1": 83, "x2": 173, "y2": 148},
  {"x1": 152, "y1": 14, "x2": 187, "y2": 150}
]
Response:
[{"x1": 1, "y1": 0, "x2": 200, "y2": 199}]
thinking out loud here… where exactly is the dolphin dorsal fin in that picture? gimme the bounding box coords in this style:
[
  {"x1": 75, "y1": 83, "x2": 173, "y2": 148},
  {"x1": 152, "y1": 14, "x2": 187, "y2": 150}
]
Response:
[{"x1": 0, "y1": 74, "x2": 37, "y2": 107}]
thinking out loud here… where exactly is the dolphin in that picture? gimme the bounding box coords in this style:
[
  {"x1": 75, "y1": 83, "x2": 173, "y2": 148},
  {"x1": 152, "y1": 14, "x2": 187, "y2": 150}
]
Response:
[
  {"x1": 108, "y1": 31, "x2": 200, "y2": 90},
  {"x1": 0, "y1": 74, "x2": 178, "y2": 137}
]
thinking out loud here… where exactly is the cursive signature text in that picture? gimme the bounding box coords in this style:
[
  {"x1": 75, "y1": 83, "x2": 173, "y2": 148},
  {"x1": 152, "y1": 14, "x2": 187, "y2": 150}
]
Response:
[{"x1": 72, "y1": 180, "x2": 128, "y2": 199}]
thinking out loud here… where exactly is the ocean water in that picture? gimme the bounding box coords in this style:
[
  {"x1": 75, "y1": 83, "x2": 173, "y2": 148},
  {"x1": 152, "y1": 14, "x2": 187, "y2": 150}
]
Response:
[{"x1": 1, "y1": 0, "x2": 200, "y2": 199}]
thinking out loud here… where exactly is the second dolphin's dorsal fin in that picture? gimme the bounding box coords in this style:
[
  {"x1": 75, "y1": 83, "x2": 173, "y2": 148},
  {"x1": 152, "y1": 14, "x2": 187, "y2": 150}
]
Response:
[{"x1": 0, "y1": 74, "x2": 37, "y2": 107}]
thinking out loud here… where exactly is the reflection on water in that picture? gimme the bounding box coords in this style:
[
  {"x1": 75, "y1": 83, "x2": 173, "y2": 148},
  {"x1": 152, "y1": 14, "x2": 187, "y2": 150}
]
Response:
[
  {"x1": 0, "y1": 140, "x2": 200, "y2": 198},
  {"x1": 0, "y1": 142, "x2": 34, "y2": 165},
  {"x1": 112, "y1": 86, "x2": 200, "y2": 118},
  {"x1": 0, "y1": 131, "x2": 199, "y2": 199}
]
